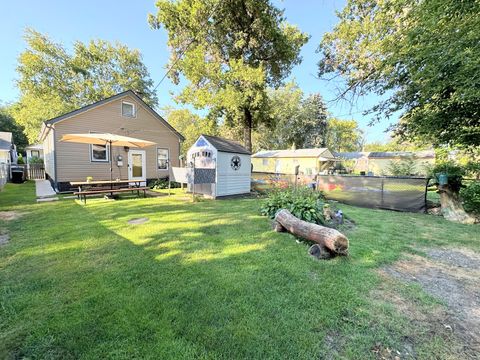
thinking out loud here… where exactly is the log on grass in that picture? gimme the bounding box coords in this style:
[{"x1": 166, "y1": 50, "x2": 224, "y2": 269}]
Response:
[{"x1": 274, "y1": 209, "x2": 349, "y2": 255}]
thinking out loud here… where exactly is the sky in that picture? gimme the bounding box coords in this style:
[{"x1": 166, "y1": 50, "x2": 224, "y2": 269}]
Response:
[{"x1": 0, "y1": 0, "x2": 395, "y2": 143}]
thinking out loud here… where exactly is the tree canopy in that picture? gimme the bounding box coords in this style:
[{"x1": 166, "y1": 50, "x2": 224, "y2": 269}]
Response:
[
  {"x1": 149, "y1": 0, "x2": 309, "y2": 151},
  {"x1": 253, "y1": 82, "x2": 328, "y2": 151},
  {"x1": 13, "y1": 29, "x2": 157, "y2": 143},
  {"x1": 324, "y1": 118, "x2": 363, "y2": 153},
  {"x1": 318, "y1": 0, "x2": 480, "y2": 149},
  {"x1": 164, "y1": 108, "x2": 218, "y2": 155},
  {"x1": 0, "y1": 105, "x2": 28, "y2": 153}
]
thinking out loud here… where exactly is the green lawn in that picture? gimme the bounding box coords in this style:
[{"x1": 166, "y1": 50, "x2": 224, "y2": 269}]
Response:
[{"x1": 0, "y1": 182, "x2": 478, "y2": 359}]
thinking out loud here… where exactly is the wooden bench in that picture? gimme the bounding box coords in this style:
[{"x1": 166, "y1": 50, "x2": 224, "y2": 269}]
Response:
[{"x1": 74, "y1": 187, "x2": 149, "y2": 204}]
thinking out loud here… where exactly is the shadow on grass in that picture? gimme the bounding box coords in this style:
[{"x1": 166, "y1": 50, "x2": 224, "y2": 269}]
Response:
[{"x1": 1, "y1": 190, "x2": 478, "y2": 359}]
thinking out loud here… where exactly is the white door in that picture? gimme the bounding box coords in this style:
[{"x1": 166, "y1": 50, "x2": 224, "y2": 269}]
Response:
[{"x1": 128, "y1": 150, "x2": 146, "y2": 185}]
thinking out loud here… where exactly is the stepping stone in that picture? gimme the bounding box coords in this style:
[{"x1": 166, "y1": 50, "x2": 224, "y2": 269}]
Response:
[{"x1": 128, "y1": 217, "x2": 149, "y2": 225}]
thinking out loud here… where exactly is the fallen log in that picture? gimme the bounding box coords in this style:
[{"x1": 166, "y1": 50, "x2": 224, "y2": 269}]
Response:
[{"x1": 274, "y1": 209, "x2": 349, "y2": 256}]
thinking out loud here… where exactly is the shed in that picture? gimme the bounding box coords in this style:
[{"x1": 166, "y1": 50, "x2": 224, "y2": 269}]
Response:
[{"x1": 184, "y1": 135, "x2": 251, "y2": 198}]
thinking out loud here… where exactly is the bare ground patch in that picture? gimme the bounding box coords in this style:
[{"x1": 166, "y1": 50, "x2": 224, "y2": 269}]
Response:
[
  {"x1": 0, "y1": 211, "x2": 23, "y2": 221},
  {"x1": 380, "y1": 247, "x2": 480, "y2": 358}
]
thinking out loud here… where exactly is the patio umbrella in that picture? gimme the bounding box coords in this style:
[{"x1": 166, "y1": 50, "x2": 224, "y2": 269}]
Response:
[{"x1": 60, "y1": 133, "x2": 156, "y2": 182}]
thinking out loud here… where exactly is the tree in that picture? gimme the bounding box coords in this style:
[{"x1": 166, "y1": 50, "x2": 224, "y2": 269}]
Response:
[
  {"x1": 253, "y1": 83, "x2": 329, "y2": 151},
  {"x1": 164, "y1": 108, "x2": 218, "y2": 155},
  {"x1": 324, "y1": 118, "x2": 363, "y2": 153},
  {"x1": 318, "y1": 0, "x2": 480, "y2": 149},
  {"x1": 149, "y1": 0, "x2": 309, "y2": 151},
  {"x1": 13, "y1": 29, "x2": 158, "y2": 143},
  {"x1": 0, "y1": 105, "x2": 28, "y2": 153},
  {"x1": 302, "y1": 93, "x2": 328, "y2": 148}
]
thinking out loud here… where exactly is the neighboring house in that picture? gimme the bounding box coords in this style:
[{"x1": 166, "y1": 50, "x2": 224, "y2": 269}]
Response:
[
  {"x1": 39, "y1": 90, "x2": 184, "y2": 191},
  {"x1": 0, "y1": 132, "x2": 17, "y2": 165},
  {"x1": 252, "y1": 148, "x2": 336, "y2": 175},
  {"x1": 25, "y1": 144, "x2": 44, "y2": 163},
  {"x1": 185, "y1": 134, "x2": 252, "y2": 197},
  {"x1": 335, "y1": 151, "x2": 435, "y2": 175}
]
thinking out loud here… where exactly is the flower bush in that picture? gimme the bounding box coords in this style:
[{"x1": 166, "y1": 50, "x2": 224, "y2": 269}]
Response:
[{"x1": 260, "y1": 186, "x2": 326, "y2": 224}]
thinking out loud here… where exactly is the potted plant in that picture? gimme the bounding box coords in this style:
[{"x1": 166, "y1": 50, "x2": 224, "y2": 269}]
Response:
[{"x1": 86, "y1": 176, "x2": 93, "y2": 183}]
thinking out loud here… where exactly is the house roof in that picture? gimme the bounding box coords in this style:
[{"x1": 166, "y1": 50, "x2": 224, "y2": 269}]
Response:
[
  {"x1": 253, "y1": 148, "x2": 333, "y2": 159},
  {"x1": 40, "y1": 90, "x2": 184, "y2": 141},
  {"x1": 334, "y1": 150, "x2": 435, "y2": 159},
  {"x1": 333, "y1": 152, "x2": 367, "y2": 160},
  {"x1": 201, "y1": 135, "x2": 251, "y2": 155},
  {"x1": 368, "y1": 150, "x2": 435, "y2": 159},
  {"x1": 0, "y1": 132, "x2": 13, "y2": 151}
]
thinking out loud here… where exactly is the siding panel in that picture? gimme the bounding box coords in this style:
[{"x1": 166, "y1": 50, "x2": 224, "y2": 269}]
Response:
[{"x1": 53, "y1": 95, "x2": 181, "y2": 182}]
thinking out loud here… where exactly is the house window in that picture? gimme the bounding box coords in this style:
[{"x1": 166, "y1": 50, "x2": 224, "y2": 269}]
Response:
[
  {"x1": 121, "y1": 102, "x2": 135, "y2": 118},
  {"x1": 157, "y1": 148, "x2": 169, "y2": 170},
  {"x1": 31, "y1": 150, "x2": 40, "y2": 158},
  {"x1": 262, "y1": 158, "x2": 268, "y2": 166},
  {"x1": 90, "y1": 144, "x2": 109, "y2": 162}
]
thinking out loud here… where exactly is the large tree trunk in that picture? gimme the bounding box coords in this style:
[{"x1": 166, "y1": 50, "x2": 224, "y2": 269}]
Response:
[
  {"x1": 274, "y1": 209, "x2": 349, "y2": 255},
  {"x1": 438, "y1": 185, "x2": 476, "y2": 224},
  {"x1": 243, "y1": 107, "x2": 253, "y2": 152}
]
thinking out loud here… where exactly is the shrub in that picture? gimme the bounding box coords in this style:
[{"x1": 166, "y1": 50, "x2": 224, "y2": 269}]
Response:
[
  {"x1": 149, "y1": 178, "x2": 180, "y2": 189},
  {"x1": 460, "y1": 181, "x2": 480, "y2": 214},
  {"x1": 28, "y1": 156, "x2": 43, "y2": 164},
  {"x1": 386, "y1": 156, "x2": 418, "y2": 176},
  {"x1": 428, "y1": 161, "x2": 466, "y2": 192},
  {"x1": 17, "y1": 154, "x2": 25, "y2": 164},
  {"x1": 260, "y1": 186, "x2": 326, "y2": 224}
]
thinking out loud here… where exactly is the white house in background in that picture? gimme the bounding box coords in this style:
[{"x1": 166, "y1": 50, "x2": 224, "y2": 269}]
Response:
[
  {"x1": 186, "y1": 134, "x2": 251, "y2": 197},
  {"x1": 0, "y1": 132, "x2": 16, "y2": 165},
  {"x1": 25, "y1": 144, "x2": 44, "y2": 163}
]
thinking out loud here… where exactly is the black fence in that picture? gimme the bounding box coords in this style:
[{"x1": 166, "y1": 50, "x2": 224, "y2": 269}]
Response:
[
  {"x1": 251, "y1": 172, "x2": 429, "y2": 213},
  {"x1": 317, "y1": 175, "x2": 428, "y2": 212}
]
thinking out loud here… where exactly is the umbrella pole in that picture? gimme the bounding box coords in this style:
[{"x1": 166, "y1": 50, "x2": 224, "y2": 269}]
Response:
[{"x1": 109, "y1": 140, "x2": 113, "y2": 190}]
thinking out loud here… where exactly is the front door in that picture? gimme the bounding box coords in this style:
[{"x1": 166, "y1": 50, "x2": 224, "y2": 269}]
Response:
[{"x1": 128, "y1": 150, "x2": 146, "y2": 185}]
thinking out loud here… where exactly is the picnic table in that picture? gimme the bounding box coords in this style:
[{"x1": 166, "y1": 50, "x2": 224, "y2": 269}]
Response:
[{"x1": 70, "y1": 180, "x2": 148, "y2": 203}]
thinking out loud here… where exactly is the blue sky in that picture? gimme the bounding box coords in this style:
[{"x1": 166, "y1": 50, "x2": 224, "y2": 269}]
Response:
[{"x1": 0, "y1": 0, "x2": 395, "y2": 143}]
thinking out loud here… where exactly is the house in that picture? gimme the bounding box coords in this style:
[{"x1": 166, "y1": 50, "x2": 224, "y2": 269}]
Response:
[
  {"x1": 0, "y1": 132, "x2": 17, "y2": 165},
  {"x1": 252, "y1": 148, "x2": 336, "y2": 175},
  {"x1": 184, "y1": 134, "x2": 251, "y2": 197},
  {"x1": 25, "y1": 144, "x2": 44, "y2": 163},
  {"x1": 39, "y1": 90, "x2": 184, "y2": 191},
  {"x1": 335, "y1": 151, "x2": 435, "y2": 175}
]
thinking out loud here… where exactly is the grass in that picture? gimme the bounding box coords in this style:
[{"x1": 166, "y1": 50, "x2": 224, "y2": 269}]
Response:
[{"x1": 0, "y1": 182, "x2": 479, "y2": 359}]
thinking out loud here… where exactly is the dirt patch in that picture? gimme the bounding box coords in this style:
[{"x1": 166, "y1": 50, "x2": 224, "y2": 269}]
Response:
[
  {"x1": 0, "y1": 211, "x2": 22, "y2": 221},
  {"x1": 381, "y1": 248, "x2": 480, "y2": 357}
]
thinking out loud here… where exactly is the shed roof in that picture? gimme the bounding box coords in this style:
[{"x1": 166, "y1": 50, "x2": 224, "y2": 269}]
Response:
[
  {"x1": 253, "y1": 148, "x2": 332, "y2": 159},
  {"x1": 334, "y1": 150, "x2": 435, "y2": 159},
  {"x1": 0, "y1": 132, "x2": 13, "y2": 151},
  {"x1": 201, "y1": 135, "x2": 251, "y2": 155}
]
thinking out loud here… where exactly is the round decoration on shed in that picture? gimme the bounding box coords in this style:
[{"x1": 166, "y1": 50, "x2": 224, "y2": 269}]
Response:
[{"x1": 231, "y1": 155, "x2": 241, "y2": 170}]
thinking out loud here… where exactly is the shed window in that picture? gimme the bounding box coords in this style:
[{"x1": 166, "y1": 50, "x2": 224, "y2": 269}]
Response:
[
  {"x1": 157, "y1": 148, "x2": 169, "y2": 170},
  {"x1": 90, "y1": 144, "x2": 109, "y2": 162},
  {"x1": 121, "y1": 102, "x2": 135, "y2": 117}
]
